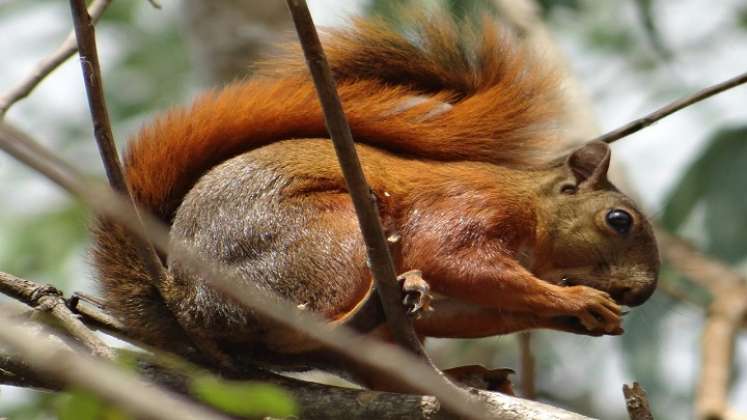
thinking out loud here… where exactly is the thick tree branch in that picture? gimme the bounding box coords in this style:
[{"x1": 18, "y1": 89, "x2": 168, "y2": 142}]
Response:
[
  {"x1": 0, "y1": 347, "x2": 596, "y2": 420},
  {"x1": 0, "y1": 0, "x2": 112, "y2": 118},
  {"x1": 0, "y1": 271, "x2": 113, "y2": 359},
  {"x1": 592, "y1": 70, "x2": 747, "y2": 144}
]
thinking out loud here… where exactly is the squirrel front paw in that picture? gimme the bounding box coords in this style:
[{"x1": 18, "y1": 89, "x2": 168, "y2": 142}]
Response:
[{"x1": 556, "y1": 285, "x2": 623, "y2": 335}]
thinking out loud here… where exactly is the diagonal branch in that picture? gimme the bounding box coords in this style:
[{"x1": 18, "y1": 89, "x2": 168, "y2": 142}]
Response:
[
  {"x1": 592, "y1": 70, "x2": 747, "y2": 144},
  {"x1": 0, "y1": 0, "x2": 112, "y2": 118},
  {"x1": 68, "y1": 0, "x2": 168, "y2": 289},
  {"x1": 284, "y1": 0, "x2": 431, "y2": 364}
]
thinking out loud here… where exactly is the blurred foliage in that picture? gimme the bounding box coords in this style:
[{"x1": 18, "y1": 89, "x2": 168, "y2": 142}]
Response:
[
  {"x1": 662, "y1": 126, "x2": 747, "y2": 264},
  {"x1": 0, "y1": 203, "x2": 87, "y2": 285},
  {"x1": 56, "y1": 390, "x2": 129, "y2": 420},
  {"x1": 191, "y1": 376, "x2": 297, "y2": 418},
  {"x1": 367, "y1": 0, "x2": 496, "y2": 22}
]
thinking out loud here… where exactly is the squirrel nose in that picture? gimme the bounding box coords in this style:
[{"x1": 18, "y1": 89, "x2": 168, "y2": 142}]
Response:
[{"x1": 609, "y1": 279, "x2": 657, "y2": 307}]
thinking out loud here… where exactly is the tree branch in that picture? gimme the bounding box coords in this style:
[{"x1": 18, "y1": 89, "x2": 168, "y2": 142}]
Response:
[
  {"x1": 0, "y1": 0, "x2": 112, "y2": 118},
  {"x1": 0, "y1": 270, "x2": 113, "y2": 359},
  {"x1": 68, "y1": 0, "x2": 169, "y2": 296},
  {"x1": 623, "y1": 382, "x2": 654, "y2": 420},
  {"x1": 592, "y1": 70, "x2": 747, "y2": 144},
  {"x1": 283, "y1": 0, "x2": 430, "y2": 362}
]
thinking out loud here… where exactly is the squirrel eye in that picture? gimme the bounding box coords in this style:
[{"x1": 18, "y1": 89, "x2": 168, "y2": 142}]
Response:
[
  {"x1": 560, "y1": 184, "x2": 577, "y2": 195},
  {"x1": 606, "y1": 209, "x2": 633, "y2": 234}
]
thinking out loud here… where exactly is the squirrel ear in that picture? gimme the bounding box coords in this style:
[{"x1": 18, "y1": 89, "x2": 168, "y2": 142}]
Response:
[{"x1": 566, "y1": 141, "x2": 611, "y2": 188}]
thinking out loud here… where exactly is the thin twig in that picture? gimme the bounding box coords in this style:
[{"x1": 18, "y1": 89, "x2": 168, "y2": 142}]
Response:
[
  {"x1": 0, "y1": 122, "x2": 491, "y2": 420},
  {"x1": 0, "y1": 271, "x2": 114, "y2": 359},
  {"x1": 518, "y1": 332, "x2": 536, "y2": 399},
  {"x1": 592, "y1": 70, "x2": 747, "y2": 144},
  {"x1": 0, "y1": 0, "x2": 112, "y2": 118},
  {"x1": 68, "y1": 0, "x2": 169, "y2": 289},
  {"x1": 623, "y1": 382, "x2": 654, "y2": 420},
  {"x1": 284, "y1": 0, "x2": 431, "y2": 362},
  {"x1": 0, "y1": 314, "x2": 229, "y2": 420}
]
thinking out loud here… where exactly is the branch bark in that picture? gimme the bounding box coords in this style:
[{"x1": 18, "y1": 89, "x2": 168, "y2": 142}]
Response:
[{"x1": 0, "y1": 0, "x2": 112, "y2": 118}]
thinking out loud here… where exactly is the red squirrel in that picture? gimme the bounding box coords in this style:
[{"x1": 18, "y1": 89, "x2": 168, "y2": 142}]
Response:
[{"x1": 91, "y1": 15, "x2": 659, "y2": 385}]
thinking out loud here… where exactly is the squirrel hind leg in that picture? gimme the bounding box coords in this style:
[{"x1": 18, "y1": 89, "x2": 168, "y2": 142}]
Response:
[{"x1": 167, "y1": 152, "x2": 373, "y2": 353}]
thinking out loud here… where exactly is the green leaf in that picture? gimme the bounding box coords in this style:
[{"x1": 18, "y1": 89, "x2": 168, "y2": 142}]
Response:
[
  {"x1": 191, "y1": 376, "x2": 297, "y2": 418},
  {"x1": 56, "y1": 390, "x2": 104, "y2": 420}
]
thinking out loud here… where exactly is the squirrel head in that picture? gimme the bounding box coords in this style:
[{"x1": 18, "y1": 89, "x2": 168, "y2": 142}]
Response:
[{"x1": 532, "y1": 141, "x2": 659, "y2": 307}]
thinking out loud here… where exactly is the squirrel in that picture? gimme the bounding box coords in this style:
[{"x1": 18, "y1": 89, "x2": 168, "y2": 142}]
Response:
[{"x1": 91, "y1": 14, "x2": 659, "y2": 388}]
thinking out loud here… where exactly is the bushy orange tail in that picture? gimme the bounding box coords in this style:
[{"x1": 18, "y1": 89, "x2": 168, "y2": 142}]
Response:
[{"x1": 92, "y1": 14, "x2": 564, "y2": 344}]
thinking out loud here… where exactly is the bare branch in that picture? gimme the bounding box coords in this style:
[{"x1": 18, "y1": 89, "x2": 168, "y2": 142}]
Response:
[
  {"x1": 0, "y1": 315, "x2": 229, "y2": 420},
  {"x1": 68, "y1": 0, "x2": 169, "y2": 288},
  {"x1": 0, "y1": 270, "x2": 113, "y2": 359},
  {"x1": 0, "y1": 0, "x2": 112, "y2": 118},
  {"x1": 284, "y1": 0, "x2": 431, "y2": 365},
  {"x1": 623, "y1": 382, "x2": 654, "y2": 420},
  {"x1": 592, "y1": 70, "x2": 747, "y2": 144}
]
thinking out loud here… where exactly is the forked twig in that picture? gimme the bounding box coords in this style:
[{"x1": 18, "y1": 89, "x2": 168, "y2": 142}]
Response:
[
  {"x1": 0, "y1": 0, "x2": 112, "y2": 117},
  {"x1": 0, "y1": 270, "x2": 114, "y2": 359},
  {"x1": 593, "y1": 70, "x2": 747, "y2": 144}
]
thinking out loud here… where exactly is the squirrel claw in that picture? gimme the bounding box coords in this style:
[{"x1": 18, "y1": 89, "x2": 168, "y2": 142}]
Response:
[{"x1": 397, "y1": 269, "x2": 432, "y2": 317}]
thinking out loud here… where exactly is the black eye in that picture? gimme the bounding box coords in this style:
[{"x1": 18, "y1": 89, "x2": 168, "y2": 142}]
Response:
[{"x1": 606, "y1": 209, "x2": 633, "y2": 234}]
